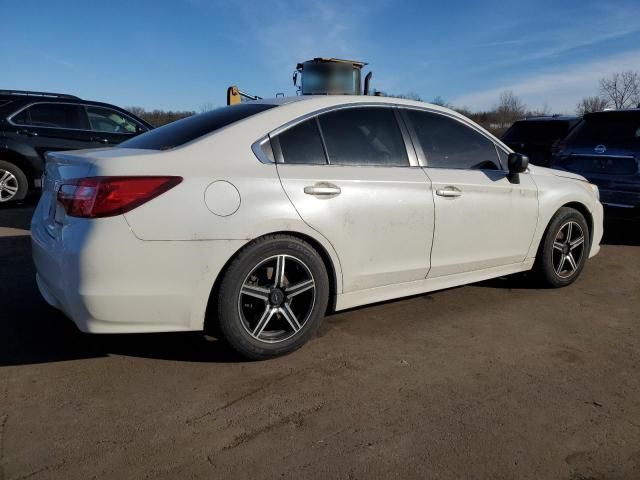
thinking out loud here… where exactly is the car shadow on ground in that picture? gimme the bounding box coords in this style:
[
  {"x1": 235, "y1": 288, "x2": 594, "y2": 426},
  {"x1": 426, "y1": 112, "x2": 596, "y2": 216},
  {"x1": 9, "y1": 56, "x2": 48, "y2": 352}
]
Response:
[
  {"x1": 1, "y1": 205, "x2": 638, "y2": 367},
  {"x1": 0, "y1": 227, "x2": 245, "y2": 367},
  {"x1": 477, "y1": 214, "x2": 639, "y2": 290}
]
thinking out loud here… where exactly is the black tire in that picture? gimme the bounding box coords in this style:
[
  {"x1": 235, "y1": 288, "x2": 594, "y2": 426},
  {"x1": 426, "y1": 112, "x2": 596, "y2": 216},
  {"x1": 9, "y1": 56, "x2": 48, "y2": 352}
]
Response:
[
  {"x1": 536, "y1": 207, "x2": 590, "y2": 288},
  {"x1": 0, "y1": 160, "x2": 29, "y2": 204},
  {"x1": 216, "y1": 234, "x2": 329, "y2": 360}
]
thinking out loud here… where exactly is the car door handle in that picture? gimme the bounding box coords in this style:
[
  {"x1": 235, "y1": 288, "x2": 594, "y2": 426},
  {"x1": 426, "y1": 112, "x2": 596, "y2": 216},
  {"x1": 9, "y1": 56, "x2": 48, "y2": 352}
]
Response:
[
  {"x1": 91, "y1": 137, "x2": 109, "y2": 143},
  {"x1": 436, "y1": 187, "x2": 462, "y2": 198},
  {"x1": 17, "y1": 129, "x2": 38, "y2": 137},
  {"x1": 304, "y1": 183, "x2": 341, "y2": 197}
]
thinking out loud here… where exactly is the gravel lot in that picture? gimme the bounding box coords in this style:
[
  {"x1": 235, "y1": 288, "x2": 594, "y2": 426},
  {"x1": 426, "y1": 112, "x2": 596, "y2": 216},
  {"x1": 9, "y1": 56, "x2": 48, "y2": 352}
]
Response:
[{"x1": 1, "y1": 203, "x2": 639, "y2": 480}]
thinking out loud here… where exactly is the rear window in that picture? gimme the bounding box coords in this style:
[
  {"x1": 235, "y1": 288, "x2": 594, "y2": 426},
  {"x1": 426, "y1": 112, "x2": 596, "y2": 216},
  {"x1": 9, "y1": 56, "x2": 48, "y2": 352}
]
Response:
[
  {"x1": 11, "y1": 103, "x2": 89, "y2": 130},
  {"x1": 120, "y1": 103, "x2": 276, "y2": 150},
  {"x1": 567, "y1": 112, "x2": 640, "y2": 147},
  {"x1": 503, "y1": 121, "x2": 573, "y2": 144}
]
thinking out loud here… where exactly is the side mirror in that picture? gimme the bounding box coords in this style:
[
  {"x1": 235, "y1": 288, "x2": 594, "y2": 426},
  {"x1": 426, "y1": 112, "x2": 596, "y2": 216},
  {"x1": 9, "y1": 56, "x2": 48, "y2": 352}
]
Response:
[{"x1": 508, "y1": 152, "x2": 529, "y2": 174}]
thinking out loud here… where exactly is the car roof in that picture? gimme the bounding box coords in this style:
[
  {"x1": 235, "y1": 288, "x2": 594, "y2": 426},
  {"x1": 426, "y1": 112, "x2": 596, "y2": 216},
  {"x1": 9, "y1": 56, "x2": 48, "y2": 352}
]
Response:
[
  {"x1": 252, "y1": 94, "x2": 468, "y2": 119},
  {"x1": 514, "y1": 115, "x2": 579, "y2": 122}
]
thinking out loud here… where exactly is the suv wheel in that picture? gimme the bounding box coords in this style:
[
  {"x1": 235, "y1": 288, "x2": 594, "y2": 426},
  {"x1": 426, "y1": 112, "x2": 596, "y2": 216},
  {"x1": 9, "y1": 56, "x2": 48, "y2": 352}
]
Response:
[
  {"x1": 216, "y1": 235, "x2": 329, "y2": 360},
  {"x1": 0, "y1": 160, "x2": 28, "y2": 203},
  {"x1": 536, "y1": 207, "x2": 590, "y2": 287}
]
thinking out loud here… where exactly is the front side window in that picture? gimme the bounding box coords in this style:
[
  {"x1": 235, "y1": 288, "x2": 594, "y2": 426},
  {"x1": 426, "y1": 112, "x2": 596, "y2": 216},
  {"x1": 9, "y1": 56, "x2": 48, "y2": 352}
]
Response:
[
  {"x1": 11, "y1": 103, "x2": 89, "y2": 130},
  {"x1": 277, "y1": 118, "x2": 327, "y2": 164},
  {"x1": 318, "y1": 107, "x2": 409, "y2": 166},
  {"x1": 86, "y1": 106, "x2": 140, "y2": 134},
  {"x1": 407, "y1": 110, "x2": 501, "y2": 170}
]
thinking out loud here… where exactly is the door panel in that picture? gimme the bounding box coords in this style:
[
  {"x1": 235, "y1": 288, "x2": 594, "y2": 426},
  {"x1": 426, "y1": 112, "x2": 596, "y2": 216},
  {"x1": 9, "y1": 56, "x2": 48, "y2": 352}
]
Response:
[
  {"x1": 425, "y1": 168, "x2": 538, "y2": 277},
  {"x1": 278, "y1": 164, "x2": 434, "y2": 292}
]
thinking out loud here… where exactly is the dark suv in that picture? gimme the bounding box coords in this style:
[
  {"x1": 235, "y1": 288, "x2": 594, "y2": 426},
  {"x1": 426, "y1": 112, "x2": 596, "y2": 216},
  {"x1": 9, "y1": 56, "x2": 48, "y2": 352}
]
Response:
[
  {"x1": 0, "y1": 90, "x2": 152, "y2": 203},
  {"x1": 502, "y1": 115, "x2": 580, "y2": 167},
  {"x1": 551, "y1": 109, "x2": 640, "y2": 213}
]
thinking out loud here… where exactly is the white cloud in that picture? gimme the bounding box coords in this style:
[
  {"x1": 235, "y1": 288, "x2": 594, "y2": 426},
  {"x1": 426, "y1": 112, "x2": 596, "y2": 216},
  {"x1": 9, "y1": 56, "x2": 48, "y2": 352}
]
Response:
[{"x1": 452, "y1": 49, "x2": 640, "y2": 114}]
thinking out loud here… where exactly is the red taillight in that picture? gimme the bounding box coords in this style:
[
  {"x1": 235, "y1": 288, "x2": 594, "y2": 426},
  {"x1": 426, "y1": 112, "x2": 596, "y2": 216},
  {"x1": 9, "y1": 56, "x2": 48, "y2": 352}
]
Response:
[{"x1": 57, "y1": 176, "x2": 182, "y2": 218}]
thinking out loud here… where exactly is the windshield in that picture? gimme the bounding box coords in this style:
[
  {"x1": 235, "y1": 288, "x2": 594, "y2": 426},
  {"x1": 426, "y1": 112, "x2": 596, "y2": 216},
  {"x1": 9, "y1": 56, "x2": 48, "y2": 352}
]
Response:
[
  {"x1": 120, "y1": 103, "x2": 276, "y2": 150},
  {"x1": 567, "y1": 111, "x2": 640, "y2": 148},
  {"x1": 301, "y1": 64, "x2": 358, "y2": 95}
]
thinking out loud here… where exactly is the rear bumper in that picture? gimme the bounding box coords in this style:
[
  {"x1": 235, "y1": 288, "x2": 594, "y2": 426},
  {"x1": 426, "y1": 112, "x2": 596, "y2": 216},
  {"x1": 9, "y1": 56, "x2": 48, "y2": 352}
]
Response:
[{"x1": 31, "y1": 202, "x2": 247, "y2": 334}]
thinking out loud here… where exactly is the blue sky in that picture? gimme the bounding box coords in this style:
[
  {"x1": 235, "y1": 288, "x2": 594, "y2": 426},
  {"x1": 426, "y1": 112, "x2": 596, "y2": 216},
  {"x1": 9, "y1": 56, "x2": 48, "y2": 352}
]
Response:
[{"x1": 2, "y1": 0, "x2": 639, "y2": 114}]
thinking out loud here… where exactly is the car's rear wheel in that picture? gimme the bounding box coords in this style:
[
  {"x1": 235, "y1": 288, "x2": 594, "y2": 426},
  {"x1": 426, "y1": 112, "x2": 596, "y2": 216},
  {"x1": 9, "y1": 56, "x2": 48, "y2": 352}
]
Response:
[
  {"x1": 216, "y1": 235, "x2": 329, "y2": 360},
  {"x1": 0, "y1": 161, "x2": 29, "y2": 204},
  {"x1": 537, "y1": 207, "x2": 590, "y2": 287}
]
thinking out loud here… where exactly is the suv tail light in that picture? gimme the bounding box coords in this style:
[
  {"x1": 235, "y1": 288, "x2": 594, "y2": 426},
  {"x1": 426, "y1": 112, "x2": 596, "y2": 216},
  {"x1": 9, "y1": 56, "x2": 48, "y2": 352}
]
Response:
[{"x1": 57, "y1": 176, "x2": 182, "y2": 218}]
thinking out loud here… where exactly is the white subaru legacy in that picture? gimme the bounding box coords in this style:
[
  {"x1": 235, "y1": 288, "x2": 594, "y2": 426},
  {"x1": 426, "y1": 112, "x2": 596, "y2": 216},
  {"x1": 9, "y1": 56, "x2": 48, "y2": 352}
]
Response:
[{"x1": 32, "y1": 96, "x2": 603, "y2": 359}]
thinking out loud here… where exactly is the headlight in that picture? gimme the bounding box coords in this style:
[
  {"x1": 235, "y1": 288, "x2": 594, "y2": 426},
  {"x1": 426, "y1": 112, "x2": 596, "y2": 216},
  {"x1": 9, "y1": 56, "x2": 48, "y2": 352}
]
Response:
[{"x1": 587, "y1": 183, "x2": 599, "y2": 200}]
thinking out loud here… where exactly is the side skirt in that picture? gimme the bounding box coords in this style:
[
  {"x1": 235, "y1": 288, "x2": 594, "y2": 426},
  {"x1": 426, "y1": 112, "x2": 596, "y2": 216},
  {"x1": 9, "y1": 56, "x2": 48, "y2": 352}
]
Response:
[{"x1": 334, "y1": 259, "x2": 535, "y2": 311}]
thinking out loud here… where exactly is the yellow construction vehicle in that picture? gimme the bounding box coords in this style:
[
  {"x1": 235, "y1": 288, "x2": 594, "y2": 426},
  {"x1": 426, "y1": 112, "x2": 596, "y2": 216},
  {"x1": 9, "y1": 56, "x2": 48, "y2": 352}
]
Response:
[{"x1": 227, "y1": 57, "x2": 373, "y2": 105}]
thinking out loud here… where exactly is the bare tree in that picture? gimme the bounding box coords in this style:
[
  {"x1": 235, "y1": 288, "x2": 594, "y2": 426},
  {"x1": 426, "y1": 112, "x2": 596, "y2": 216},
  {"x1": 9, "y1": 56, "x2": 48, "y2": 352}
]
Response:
[
  {"x1": 431, "y1": 96, "x2": 448, "y2": 107},
  {"x1": 527, "y1": 102, "x2": 551, "y2": 117},
  {"x1": 494, "y1": 90, "x2": 526, "y2": 127},
  {"x1": 575, "y1": 96, "x2": 609, "y2": 116},
  {"x1": 599, "y1": 71, "x2": 640, "y2": 109},
  {"x1": 382, "y1": 91, "x2": 423, "y2": 101},
  {"x1": 199, "y1": 102, "x2": 216, "y2": 113}
]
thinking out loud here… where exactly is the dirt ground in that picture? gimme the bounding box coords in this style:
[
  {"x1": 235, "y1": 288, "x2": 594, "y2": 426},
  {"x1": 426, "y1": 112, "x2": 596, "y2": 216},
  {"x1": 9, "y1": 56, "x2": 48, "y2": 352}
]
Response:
[{"x1": 1, "y1": 203, "x2": 639, "y2": 480}]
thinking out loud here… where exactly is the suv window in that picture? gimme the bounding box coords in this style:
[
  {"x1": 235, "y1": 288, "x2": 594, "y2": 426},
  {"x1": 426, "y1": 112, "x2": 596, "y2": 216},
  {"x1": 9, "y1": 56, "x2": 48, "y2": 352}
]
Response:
[
  {"x1": 567, "y1": 111, "x2": 640, "y2": 148},
  {"x1": 407, "y1": 110, "x2": 500, "y2": 170},
  {"x1": 278, "y1": 118, "x2": 327, "y2": 164},
  {"x1": 121, "y1": 103, "x2": 276, "y2": 150},
  {"x1": 318, "y1": 107, "x2": 409, "y2": 166},
  {"x1": 503, "y1": 120, "x2": 573, "y2": 144},
  {"x1": 11, "y1": 103, "x2": 90, "y2": 130},
  {"x1": 86, "y1": 106, "x2": 140, "y2": 134}
]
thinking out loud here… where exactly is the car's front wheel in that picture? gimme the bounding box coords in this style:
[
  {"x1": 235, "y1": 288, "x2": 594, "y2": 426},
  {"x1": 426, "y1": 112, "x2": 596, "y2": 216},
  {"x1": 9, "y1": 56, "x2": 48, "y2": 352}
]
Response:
[
  {"x1": 216, "y1": 235, "x2": 329, "y2": 360},
  {"x1": 537, "y1": 207, "x2": 590, "y2": 287},
  {"x1": 0, "y1": 160, "x2": 29, "y2": 204}
]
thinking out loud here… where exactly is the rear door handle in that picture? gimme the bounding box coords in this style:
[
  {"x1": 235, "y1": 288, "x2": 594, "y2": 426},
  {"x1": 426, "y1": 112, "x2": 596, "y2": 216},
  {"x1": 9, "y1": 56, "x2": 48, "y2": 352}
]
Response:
[
  {"x1": 17, "y1": 129, "x2": 38, "y2": 137},
  {"x1": 304, "y1": 183, "x2": 341, "y2": 197},
  {"x1": 436, "y1": 186, "x2": 462, "y2": 198},
  {"x1": 91, "y1": 137, "x2": 109, "y2": 144}
]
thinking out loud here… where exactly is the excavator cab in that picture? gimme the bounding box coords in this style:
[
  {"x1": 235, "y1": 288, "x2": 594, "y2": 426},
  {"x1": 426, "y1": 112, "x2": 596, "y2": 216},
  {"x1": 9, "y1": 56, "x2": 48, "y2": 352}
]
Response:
[
  {"x1": 293, "y1": 58, "x2": 372, "y2": 96},
  {"x1": 226, "y1": 57, "x2": 373, "y2": 105}
]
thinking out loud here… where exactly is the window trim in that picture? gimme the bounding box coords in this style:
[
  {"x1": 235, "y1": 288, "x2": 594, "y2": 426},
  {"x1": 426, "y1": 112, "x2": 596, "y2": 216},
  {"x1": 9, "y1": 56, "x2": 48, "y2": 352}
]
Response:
[
  {"x1": 399, "y1": 106, "x2": 508, "y2": 173},
  {"x1": 7, "y1": 101, "x2": 146, "y2": 134},
  {"x1": 266, "y1": 103, "x2": 419, "y2": 167}
]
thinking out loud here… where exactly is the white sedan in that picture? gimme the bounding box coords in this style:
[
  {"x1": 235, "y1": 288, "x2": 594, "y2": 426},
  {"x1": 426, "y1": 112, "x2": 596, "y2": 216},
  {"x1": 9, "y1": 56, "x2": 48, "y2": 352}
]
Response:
[{"x1": 31, "y1": 96, "x2": 603, "y2": 359}]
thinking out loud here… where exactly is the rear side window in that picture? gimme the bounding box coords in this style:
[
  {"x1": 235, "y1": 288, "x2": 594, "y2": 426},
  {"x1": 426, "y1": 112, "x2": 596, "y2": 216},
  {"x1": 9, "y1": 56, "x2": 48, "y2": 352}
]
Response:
[
  {"x1": 278, "y1": 118, "x2": 327, "y2": 164},
  {"x1": 318, "y1": 107, "x2": 409, "y2": 166},
  {"x1": 120, "y1": 103, "x2": 276, "y2": 150},
  {"x1": 11, "y1": 103, "x2": 89, "y2": 130},
  {"x1": 407, "y1": 110, "x2": 500, "y2": 170}
]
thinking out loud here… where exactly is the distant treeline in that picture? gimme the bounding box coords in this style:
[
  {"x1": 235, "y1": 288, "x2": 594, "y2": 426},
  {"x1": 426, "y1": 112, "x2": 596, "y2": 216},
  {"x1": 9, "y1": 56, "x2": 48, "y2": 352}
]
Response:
[
  {"x1": 129, "y1": 70, "x2": 639, "y2": 133},
  {"x1": 127, "y1": 106, "x2": 194, "y2": 127}
]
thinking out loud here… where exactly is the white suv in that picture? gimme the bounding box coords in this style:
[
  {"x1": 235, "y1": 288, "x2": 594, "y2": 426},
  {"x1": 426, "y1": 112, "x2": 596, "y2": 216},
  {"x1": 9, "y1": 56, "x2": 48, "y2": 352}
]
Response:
[{"x1": 31, "y1": 96, "x2": 603, "y2": 359}]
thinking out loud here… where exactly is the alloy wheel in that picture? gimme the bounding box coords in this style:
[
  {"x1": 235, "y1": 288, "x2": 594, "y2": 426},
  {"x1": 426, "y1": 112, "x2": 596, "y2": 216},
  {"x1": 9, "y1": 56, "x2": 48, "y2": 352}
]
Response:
[
  {"x1": 0, "y1": 169, "x2": 19, "y2": 202},
  {"x1": 238, "y1": 254, "x2": 316, "y2": 343},
  {"x1": 552, "y1": 221, "x2": 585, "y2": 279}
]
